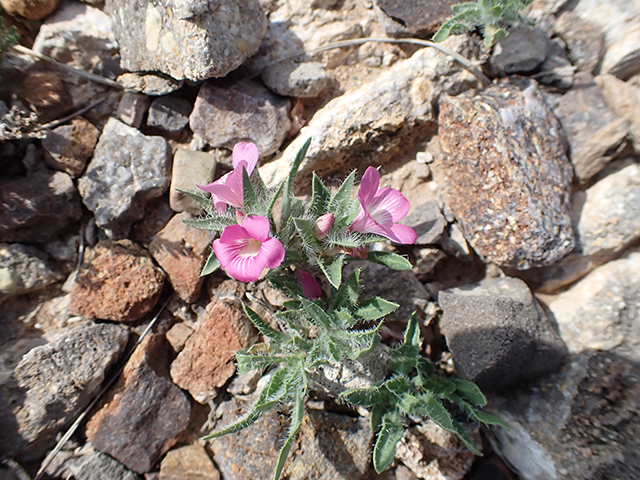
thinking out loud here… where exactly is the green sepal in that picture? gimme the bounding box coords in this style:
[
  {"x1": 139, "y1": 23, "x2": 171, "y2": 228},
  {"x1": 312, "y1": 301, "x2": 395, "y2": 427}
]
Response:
[
  {"x1": 373, "y1": 410, "x2": 404, "y2": 473},
  {"x1": 200, "y1": 249, "x2": 220, "y2": 277},
  {"x1": 354, "y1": 297, "x2": 399, "y2": 321},
  {"x1": 293, "y1": 217, "x2": 322, "y2": 253},
  {"x1": 365, "y1": 251, "x2": 412, "y2": 270}
]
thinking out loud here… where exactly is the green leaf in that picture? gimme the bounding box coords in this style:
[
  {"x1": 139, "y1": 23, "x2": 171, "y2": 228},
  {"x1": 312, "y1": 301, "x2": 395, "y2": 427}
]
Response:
[
  {"x1": 309, "y1": 173, "x2": 331, "y2": 217},
  {"x1": 415, "y1": 394, "x2": 454, "y2": 432},
  {"x1": 341, "y1": 385, "x2": 388, "y2": 408},
  {"x1": 175, "y1": 188, "x2": 215, "y2": 211},
  {"x1": 451, "y1": 418, "x2": 483, "y2": 456},
  {"x1": 331, "y1": 325, "x2": 381, "y2": 360},
  {"x1": 453, "y1": 379, "x2": 487, "y2": 406},
  {"x1": 354, "y1": 297, "x2": 399, "y2": 320},
  {"x1": 254, "y1": 366, "x2": 294, "y2": 411},
  {"x1": 182, "y1": 216, "x2": 235, "y2": 232},
  {"x1": 281, "y1": 137, "x2": 311, "y2": 222},
  {"x1": 383, "y1": 375, "x2": 412, "y2": 395},
  {"x1": 201, "y1": 408, "x2": 264, "y2": 440},
  {"x1": 300, "y1": 298, "x2": 334, "y2": 331},
  {"x1": 236, "y1": 353, "x2": 288, "y2": 375},
  {"x1": 242, "y1": 166, "x2": 262, "y2": 215},
  {"x1": 242, "y1": 303, "x2": 283, "y2": 341},
  {"x1": 484, "y1": 24, "x2": 507, "y2": 47},
  {"x1": 318, "y1": 254, "x2": 344, "y2": 289},
  {"x1": 373, "y1": 411, "x2": 404, "y2": 473},
  {"x1": 293, "y1": 217, "x2": 321, "y2": 252},
  {"x1": 365, "y1": 251, "x2": 412, "y2": 270},
  {"x1": 432, "y1": 18, "x2": 462, "y2": 43},
  {"x1": 267, "y1": 181, "x2": 284, "y2": 228},
  {"x1": 331, "y1": 269, "x2": 360, "y2": 310},
  {"x1": 200, "y1": 249, "x2": 220, "y2": 276},
  {"x1": 462, "y1": 402, "x2": 510, "y2": 429},
  {"x1": 397, "y1": 393, "x2": 420, "y2": 415},
  {"x1": 269, "y1": 275, "x2": 305, "y2": 298},
  {"x1": 390, "y1": 313, "x2": 421, "y2": 374},
  {"x1": 329, "y1": 170, "x2": 357, "y2": 230},
  {"x1": 370, "y1": 403, "x2": 385, "y2": 434}
]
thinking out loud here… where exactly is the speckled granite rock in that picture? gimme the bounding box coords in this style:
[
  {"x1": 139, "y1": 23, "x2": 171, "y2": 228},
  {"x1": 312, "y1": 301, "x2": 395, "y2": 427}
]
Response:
[
  {"x1": 438, "y1": 78, "x2": 574, "y2": 269},
  {"x1": 0, "y1": 243, "x2": 61, "y2": 302}
]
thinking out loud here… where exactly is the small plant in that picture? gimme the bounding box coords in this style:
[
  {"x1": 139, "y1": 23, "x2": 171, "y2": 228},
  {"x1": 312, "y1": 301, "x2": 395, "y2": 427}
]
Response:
[
  {"x1": 182, "y1": 139, "x2": 506, "y2": 479},
  {"x1": 433, "y1": 0, "x2": 533, "y2": 47},
  {"x1": 0, "y1": 8, "x2": 18, "y2": 62}
]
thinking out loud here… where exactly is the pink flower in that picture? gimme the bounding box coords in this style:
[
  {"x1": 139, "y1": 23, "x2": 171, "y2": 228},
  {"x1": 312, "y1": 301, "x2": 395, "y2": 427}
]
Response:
[
  {"x1": 314, "y1": 213, "x2": 334, "y2": 240},
  {"x1": 213, "y1": 215, "x2": 285, "y2": 282},
  {"x1": 198, "y1": 142, "x2": 260, "y2": 213},
  {"x1": 350, "y1": 167, "x2": 417, "y2": 244},
  {"x1": 296, "y1": 270, "x2": 323, "y2": 300}
]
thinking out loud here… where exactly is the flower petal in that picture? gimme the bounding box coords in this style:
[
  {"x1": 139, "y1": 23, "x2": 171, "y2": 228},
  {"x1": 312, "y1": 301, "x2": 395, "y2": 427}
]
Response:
[
  {"x1": 386, "y1": 223, "x2": 417, "y2": 244},
  {"x1": 369, "y1": 188, "x2": 410, "y2": 222},
  {"x1": 241, "y1": 215, "x2": 271, "y2": 242},
  {"x1": 233, "y1": 142, "x2": 259, "y2": 175},
  {"x1": 223, "y1": 254, "x2": 265, "y2": 282},
  {"x1": 358, "y1": 167, "x2": 380, "y2": 206},
  {"x1": 255, "y1": 237, "x2": 285, "y2": 269},
  {"x1": 296, "y1": 270, "x2": 323, "y2": 299}
]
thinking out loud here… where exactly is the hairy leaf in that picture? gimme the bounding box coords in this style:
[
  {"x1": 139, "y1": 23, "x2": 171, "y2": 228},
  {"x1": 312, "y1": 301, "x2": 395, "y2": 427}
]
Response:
[
  {"x1": 365, "y1": 251, "x2": 412, "y2": 270},
  {"x1": 329, "y1": 170, "x2": 357, "y2": 230},
  {"x1": 415, "y1": 394, "x2": 455, "y2": 432},
  {"x1": 318, "y1": 254, "x2": 344, "y2": 289},
  {"x1": 462, "y1": 402, "x2": 510, "y2": 429},
  {"x1": 331, "y1": 325, "x2": 381, "y2": 360},
  {"x1": 201, "y1": 249, "x2": 220, "y2": 276},
  {"x1": 281, "y1": 137, "x2": 311, "y2": 222},
  {"x1": 331, "y1": 269, "x2": 360, "y2": 310},
  {"x1": 242, "y1": 303, "x2": 283, "y2": 341},
  {"x1": 309, "y1": 173, "x2": 331, "y2": 217},
  {"x1": 370, "y1": 403, "x2": 385, "y2": 434},
  {"x1": 182, "y1": 216, "x2": 235, "y2": 232},
  {"x1": 453, "y1": 379, "x2": 487, "y2": 406},
  {"x1": 272, "y1": 373, "x2": 307, "y2": 480},
  {"x1": 294, "y1": 217, "x2": 322, "y2": 253},
  {"x1": 354, "y1": 297, "x2": 399, "y2": 321},
  {"x1": 242, "y1": 167, "x2": 262, "y2": 215},
  {"x1": 236, "y1": 353, "x2": 288, "y2": 375},
  {"x1": 341, "y1": 385, "x2": 388, "y2": 408},
  {"x1": 451, "y1": 418, "x2": 483, "y2": 456},
  {"x1": 373, "y1": 411, "x2": 404, "y2": 473},
  {"x1": 175, "y1": 188, "x2": 215, "y2": 211}
]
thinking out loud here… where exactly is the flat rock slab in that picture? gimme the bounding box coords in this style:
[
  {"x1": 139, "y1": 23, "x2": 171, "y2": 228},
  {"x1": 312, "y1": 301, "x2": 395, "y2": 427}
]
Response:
[
  {"x1": 0, "y1": 323, "x2": 129, "y2": 459},
  {"x1": 105, "y1": 0, "x2": 266, "y2": 81},
  {"x1": 439, "y1": 276, "x2": 567, "y2": 390},
  {"x1": 169, "y1": 149, "x2": 218, "y2": 214},
  {"x1": 78, "y1": 118, "x2": 170, "y2": 239},
  {"x1": 86, "y1": 334, "x2": 192, "y2": 474},
  {"x1": 189, "y1": 80, "x2": 291, "y2": 156},
  {"x1": 0, "y1": 170, "x2": 81, "y2": 243},
  {"x1": 170, "y1": 300, "x2": 256, "y2": 403},
  {"x1": 69, "y1": 239, "x2": 165, "y2": 323},
  {"x1": 554, "y1": 11, "x2": 604, "y2": 74},
  {"x1": 439, "y1": 78, "x2": 575, "y2": 269},
  {"x1": 596, "y1": 74, "x2": 640, "y2": 151}
]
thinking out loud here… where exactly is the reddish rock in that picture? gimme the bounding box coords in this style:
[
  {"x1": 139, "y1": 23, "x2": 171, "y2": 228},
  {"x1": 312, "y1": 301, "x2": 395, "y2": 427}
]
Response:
[
  {"x1": 42, "y1": 117, "x2": 100, "y2": 177},
  {"x1": 86, "y1": 334, "x2": 192, "y2": 474},
  {"x1": 377, "y1": 0, "x2": 464, "y2": 35},
  {"x1": 148, "y1": 213, "x2": 214, "y2": 303},
  {"x1": 22, "y1": 70, "x2": 72, "y2": 122},
  {"x1": 69, "y1": 239, "x2": 165, "y2": 322},
  {"x1": 170, "y1": 300, "x2": 256, "y2": 403},
  {"x1": 0, "y1": 170, "x2": 82, "y2": 243}
]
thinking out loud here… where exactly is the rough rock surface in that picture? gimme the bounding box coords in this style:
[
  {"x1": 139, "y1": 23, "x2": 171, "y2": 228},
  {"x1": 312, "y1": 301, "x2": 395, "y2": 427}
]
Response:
[
  {"x1": 260, "y1": 35, "x2": 480, "y2": 188},
  {"x1": 261, "y1": 59, "x2": 330, "y2": 98},
  {"x1": 554, "y1": 11, "x2": 604, "y2": 74},
  {"x1": 169, "y1": 149, "x2": 218, "y2": 214},
  {"x1": 78, "y1": 118, "x2": 170, "y2": 238},
  {"x1": 375, "y1": 0, "x2": 464, "y2": 36},
  {"x1": 403, "y1": 200, "x2": 447, "y2": 245},
  {"x1": 439, "y1": 78, "x2": 575, "y2": 269},
  {"x1": 0, "y1": 0, "x2": 60, "y2": 20},
  {"x1": 86, "y1": 334, "x2": 192, "y2": 474},
  {"x1": 115, "y1": 92, "x2": 150, "y2": 129},
  {"x1": 69, "y1": 239, "x2": 165, "y2": 322},
  {"x1": 105, "y1": 0, "x2": 267, "y2": 81},
  {"x1": 0, "y1": 323, "x2": 129, "y2": 459},
  {"x1": 0, "y1": 170, "x2": 82, "y2": 243},
  {"x1": 170, "y1": 300, "x2": 257, "y2": 403},
  {"x1": 0, "y1": 243, "x2": 61, "y2": 302},
  {"x1": 147, "y1": 96, "x2": 192, "y2": 135},
  {"x1": 116, "y1": 72, "x2": 183, "y2": 95},
  {"x1": 46, "y1": 443, "x2": 142, "y2": 480},
  {"x1": 42, "y1": 117, "x2": 100, "y2": 177},
  {"x1": 148, "y1": 213, "x2": 214, "y2": 303},
  {"x1": 159, "y1": 443, "x2": 220, "y2": 480},
  {"x1": 552, "y1": 72, "x2": 628, "y2": 182},
  {"x1": 189, "y1": 80, "x2": 291, "y2": 156},
  {"x1": 596, "y1": 74, "x2": 640, "y2": 150},
  {"x1": 439, "y1": 276, "x2": 567, "y2": 389},
  {"x1": 489, "y1": 24, "x2": 550, "y2": 75}
]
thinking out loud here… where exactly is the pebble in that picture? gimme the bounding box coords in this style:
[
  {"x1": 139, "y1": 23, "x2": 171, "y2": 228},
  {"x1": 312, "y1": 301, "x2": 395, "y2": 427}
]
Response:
[
  {"x1": 169, "y1": 149, "x2": 218, "y2": 214},
  {"x1": 117, "y1": 72, "x2": 184, "y2": 95},
  {"x1": 115, "y1": 92, "x2": 150, "y2": 129},
  {"x1": 147, "y1": 96, "x2": 192, "y2": 135},
  {"x1": 375, "y1": 0, "x2": 463, "y2": 36},
  {"x1": 159, "y1": 443, "x2": 220, "y2": 480},
  {"x1": 489, "y1": 24, "x2": 550, "y2": 75},
  {"x1": 0, "y1": 0, "x2": 59, "y2": 20},
  {"x1": 42, "y1": 117, "x2": 100, "y2": 178},
  {"x1": 46, "y1": 442, "x2": 142, "y2": 480}
]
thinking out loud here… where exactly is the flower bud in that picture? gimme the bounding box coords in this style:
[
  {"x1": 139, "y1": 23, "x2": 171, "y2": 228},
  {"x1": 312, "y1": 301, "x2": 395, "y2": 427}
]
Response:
[{"x1": 314, "y1": 213, "x2": 334, "y2": 240}]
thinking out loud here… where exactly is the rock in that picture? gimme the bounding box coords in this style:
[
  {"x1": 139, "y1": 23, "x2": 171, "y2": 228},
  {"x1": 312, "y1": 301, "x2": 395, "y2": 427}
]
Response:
[
  {"x1": 573, "y1": 0, "x2": 640, "y2": 79},
  {"x1": 165, "y1": 322, "x2": 194, "y2": 353},
  {"x1": 41, "y1": 117, "x2": 100, "y2": 177},
  {"x1": 439, "y1": 78, "x2": 574, "y2": 269},
  {"x1": 412, "y1": 247, "x2": 447, "y2": 279},
  {"x1": 260, "y1": 36, "x2": 480, "y2": 188},
  {"x1": 117, "y1": 72, "x2": 184, "y2": 95},
  {"x1": 148, "y1": 213, "x2": 214, "y2": 303},
  {"x1": 544, "y1": 253, "x2": 640, "y2": 355},
  {"x1": 86, "y1": 334, "x2": 192, "y2": 474},
  {"x1": 439, "y1": 223, "x2": 472, "y2": 260},
  {"x1": 554, "y1": 11, "x2": 604, "y2": 73},
  {"x1": 396, "y1": 420, "x2": 477, "y2": 480},
  {"x1": 69, "y1": 239, "x2": 165, "y2": 322},
  {"x1": 261, "y1": 59, "x2": 330, "y2": 98},
  {"x1": 21, "y1": 69, "x2": 72, "y2": 122},
  {"x1": 489, "y1": 24, "x2": 550, "y2": 75},
  {"x1": 105, "y1": 0, "x2": 267, "y2": 81},
  {"x1": 552, "y1": 72, "x2": 628, "y2": 182},
  {"x1": 78, "y1": 118, "x2": 171, "y2": 238},
  {"x1": 536, "y1": 37, "x2": 576, "y2": 91},
  {"x1": 375, "y1": 0, "x2": 464, "y2": 36},
  {"x1": 129, "y1": 197, "x2": 175, "y2": 246},
  {"x1": 0, "y1": 323, "x2": 129, "y2": 459},
  {"x1": 596, "y1": 74, "x2": 640, "y2": 151},
  {"x1": 46, "y1": 443, "x2": 142, "y2": 480},
  {"x1": 0, "y1": 170, "x2": 82, "y2": 243},
  {"x1": 170, "y1": 300, "x2": 257, "y2": 403},
  {"x1": 403, "y1": 200, "x2": 447, "y2": 245},
  {"x1": 147, "y1": 96, "x2": 192, "y2": 135},
  {"x1": 0, "y1": 0, "x2": 60, "y2": 20},
  {"x1": 159, "y1": 443, "x2": 220, "y2": 480},
  {"x1": 169, "y1": 149, "x2": 218, "y2": 214},
  {"x1": 0, "y1": 243, "x2": 61, "y2": 302},
  {"x1": 115, "y1": 92, "x2": 150, "y2": 128},
  {"x1": 439, "y1": 276, "x2": 567, "y2": 389},
  {"x1": 189, "y1": 80, "x2": 291, "y2": 156}
]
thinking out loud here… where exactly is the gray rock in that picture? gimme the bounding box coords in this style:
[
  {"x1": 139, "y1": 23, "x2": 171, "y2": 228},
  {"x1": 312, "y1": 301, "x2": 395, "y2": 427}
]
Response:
[
  {"x1": 169, "y1": 149, "x2": 218, "y2": 214},
  {"x1": 0, "y1": 323, "x2": 129, "y2": 459},
  {"x1": 189, "y1": 80, "x2": 291, "y2": 156},
  {"x1": 403, "y1": 200, "x2": 447, "y2": 245},
  {"x1": 0, "y1": 243, "x2": 61, "y2": 302},
  {"x1": 0, "y1": 170, "x2": 82, "y2": 243},
  {"x1": 117, "y1": 72, "x2": 183, "y2": 95},
  {"x1": 260, "y1": 36, "x2": 481, "y2": 188},
  {"x1": 536, "y1": 37, "x2": 576, "y2": 91},
  {"x1": 490, "y1": 24, "x2": 550, "y2": 75},
  {"x1": 439, "y1": 276, "x2": 567, "y2": 389},
  {"x1": 261, "y1": 59, "x2": 330, "y2": 98},
  {"x1": 78, "y1": 118, "x2": 171, "y2": 238},
  {"x1": 412, "y1": 247, "x2": 447, "y2": 279},
  {"x1": 596, "y1": 74, "x2": 640, "y2": 151},
  {"x1": 554, "y1": 10, "x2": 604, "y2": 74},
  {"x1": 375, "y1": 0, "x2": 464, "y2": 36},
  {"x1": 115, "y1": 92, "x2": 149, "y2": 128},
  {"x1": 439, "y1": 223, "x2": 472, "y2": 260},
  {"x1": 147, "y1": 96, "x2": 192, "y2": 134},
  {"x1": 573, "y1": 0, "x2": 640, "y2": 79},
  {"x1": 552, "y1": 72, "x2": 628, "y2": 182},
  {"x1": 439, "y1": 78, "x2": 575, "y2": 269},
  {"x1": 46, "y1": 443, "x2": 142, "y2": 480},
  {"x1": 105, "y1": 0, "x2": 267, "y2": 81}
]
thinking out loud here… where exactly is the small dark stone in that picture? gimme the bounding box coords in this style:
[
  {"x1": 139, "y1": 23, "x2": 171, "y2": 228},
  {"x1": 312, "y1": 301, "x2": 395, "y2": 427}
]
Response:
[
  {"x1": 490, "y1": 24, "x2": 550, "y2": 75},
  {"x1": 147, "y1": 96, "x2": 192, "y2": 135},
  {"x1": 376, "y1": 0, "x2": 464, "y2": 36}
]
